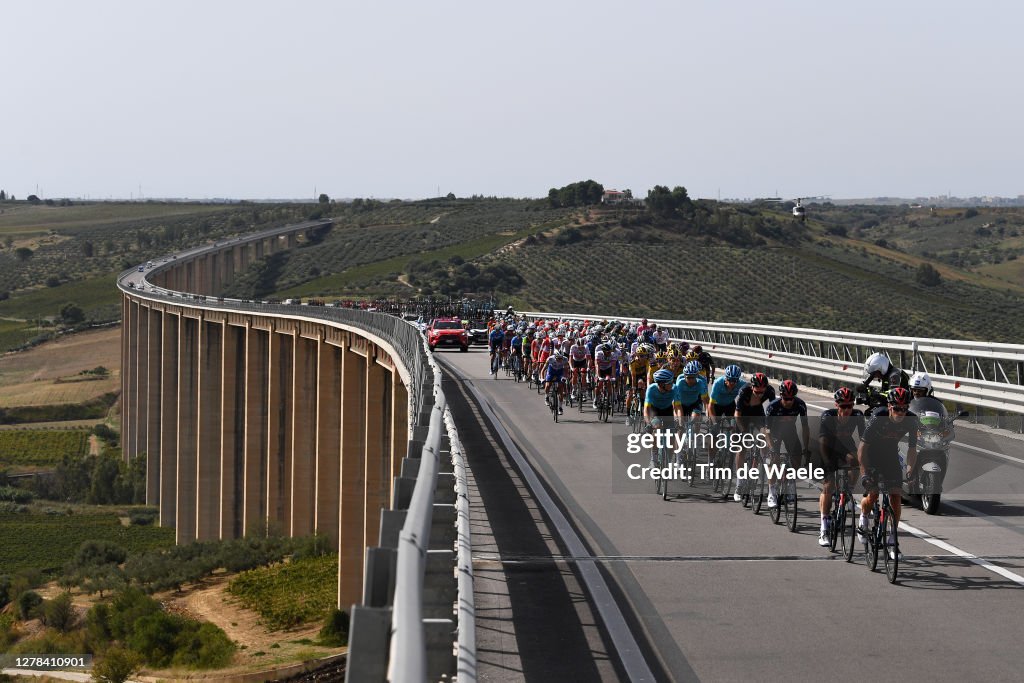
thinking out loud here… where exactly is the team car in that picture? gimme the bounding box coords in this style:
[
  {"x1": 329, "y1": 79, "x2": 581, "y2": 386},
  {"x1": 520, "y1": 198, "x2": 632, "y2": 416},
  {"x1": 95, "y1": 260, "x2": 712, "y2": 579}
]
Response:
[{"x1": 427, "y1": 318, "x2": 469, "y2": 352}]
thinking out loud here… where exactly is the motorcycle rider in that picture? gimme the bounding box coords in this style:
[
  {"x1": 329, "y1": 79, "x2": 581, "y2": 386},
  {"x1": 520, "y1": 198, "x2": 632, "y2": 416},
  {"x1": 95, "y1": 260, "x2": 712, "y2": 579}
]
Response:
[
  {"x1": 856, "y1": 352, "x2": 909, "y2": 405},
  {"x1": 909, "y1": 371, "x2": 934, "y2": 399}
]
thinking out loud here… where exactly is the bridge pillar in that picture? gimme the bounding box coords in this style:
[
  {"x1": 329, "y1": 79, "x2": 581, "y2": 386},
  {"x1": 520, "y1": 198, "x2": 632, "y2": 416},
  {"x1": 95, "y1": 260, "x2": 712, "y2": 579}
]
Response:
[
  {"x1": 243, "y1": 325, "x2": 269, "y2": 536},
  {"x1": 221, "y1": 322, "x2": 245, "y2": 539},
  {"x1": 209, "y1": 252, "x2": 221, "y2": 295},
  {"x1": 159, "y1": 312, "x2": 179, "y2": 527},
  {"x1": 290, "y1": 335, "x2": 318, "y2": 537},
  {"x1": 266, "y1": 329, "x2": 294, "y2": 536},
  {"x1": 338, "y1": 346, "x2": 367, "y2": 609},
  {"x1": 364, "y1": 350, "x2": 389, "y2": 551},
  {"x1": 316, "y1": 338, "x2": 342, "y2": 548},
  {"x1": 196, "y1": 319, "x2": 223, "y2": 541},
  {"x1": 134, "y1": 301, "x2": 148, "y2": 461},
  {"x1": 176, "y1": 314, "x2": 200, "y2": 543},
  {"x1": 287, "y1": 233, "x2": 297, "y2": 249},
  {"x1": 145, "y1": 308, "x2": 162, "y2": 505},
  {"x1": 125, "y1": 299, "x2": 140, "y2": 459}
]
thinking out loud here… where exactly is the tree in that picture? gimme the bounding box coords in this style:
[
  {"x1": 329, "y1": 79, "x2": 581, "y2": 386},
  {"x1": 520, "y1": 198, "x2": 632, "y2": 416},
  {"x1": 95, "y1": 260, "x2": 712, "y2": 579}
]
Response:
[
  {"x1": 61, "y1": 302, "x2": 85, "y2": 324},
  {"x1": 92, "y1": 645, "x2": 141, "y2": 683},
  {"x1": 318, "y1": 193, "x2": 330, "y2": 204},
  {"x1": 43, "y1": 592, "x2": 78, "y2": 632},
  {"x1": 27, "y1": 194, "x2": 41, "y2": 204},
  {"x1": 916, "y1": 262, "x2": 942, "y2": 287},
  {"x1": 0, "y1": 190, "x2": 6, "y2": 201},
  {"x1": 15, "y1": 247, "x2": 32, "y2": 261}
]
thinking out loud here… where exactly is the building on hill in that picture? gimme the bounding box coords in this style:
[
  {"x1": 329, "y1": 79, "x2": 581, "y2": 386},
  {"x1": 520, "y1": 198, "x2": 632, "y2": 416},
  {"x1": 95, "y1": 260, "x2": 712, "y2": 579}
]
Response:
[{"x1": 601, "y1": 189, "x2": 642, "y2": 206}]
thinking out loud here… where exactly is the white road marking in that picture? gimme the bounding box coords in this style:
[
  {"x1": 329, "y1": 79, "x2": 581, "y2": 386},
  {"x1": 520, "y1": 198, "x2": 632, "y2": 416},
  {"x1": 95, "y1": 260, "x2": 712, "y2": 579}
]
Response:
[{"x1": 897, "y1": 521, "x2": 1024, "y2": 587}]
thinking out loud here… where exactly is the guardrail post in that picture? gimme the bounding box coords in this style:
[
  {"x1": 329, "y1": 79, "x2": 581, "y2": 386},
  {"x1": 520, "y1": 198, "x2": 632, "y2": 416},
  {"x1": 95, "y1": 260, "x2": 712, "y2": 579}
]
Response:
[{"x1": 345, "y1": 606, "x2": 392, "y2": 683}]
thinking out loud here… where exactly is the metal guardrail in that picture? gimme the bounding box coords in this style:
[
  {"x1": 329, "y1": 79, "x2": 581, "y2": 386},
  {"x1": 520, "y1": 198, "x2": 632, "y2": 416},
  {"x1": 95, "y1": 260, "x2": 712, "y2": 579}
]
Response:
[{"x1": 521, "y1": 311, "x2": 1024, "y2": 415}]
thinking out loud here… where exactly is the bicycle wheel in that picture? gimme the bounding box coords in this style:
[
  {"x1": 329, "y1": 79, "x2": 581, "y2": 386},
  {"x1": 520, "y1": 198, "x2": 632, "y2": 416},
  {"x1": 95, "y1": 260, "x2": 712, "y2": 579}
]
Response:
[
  {"x1": 751, "y1": 472, "x2": 765, "y2": 514},
  {"x1": 883, "y1": 508, "x2": 899, "y2": 583},
  {"x1": 842, "y1": 496, "x2": 857, "y2": 562},
  {"x1": 769, "y1": 482, "x2": 782, "y2": 524},
  {"x1": 654, "y1": 450, "x2": 663, "y2": 496},
  {"x1": 828, "y1": 497, "x2": 842, "y2": 552},
  {"x1": 866, "y1": 517, "x2": 880, "y2": 571},
  {"x1": 785, "y1": 480, "x2": 798, "y2": 532},
  {"x1": 662, "y1": 454, "x2": 671, "y2": 501}
]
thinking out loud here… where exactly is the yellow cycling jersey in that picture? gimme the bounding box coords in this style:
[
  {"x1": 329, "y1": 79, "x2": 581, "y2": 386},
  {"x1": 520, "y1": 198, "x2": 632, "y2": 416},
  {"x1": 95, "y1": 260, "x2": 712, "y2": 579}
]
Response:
[{"x1": 629, "y1": 359, "x2": 649, "y2": 377}]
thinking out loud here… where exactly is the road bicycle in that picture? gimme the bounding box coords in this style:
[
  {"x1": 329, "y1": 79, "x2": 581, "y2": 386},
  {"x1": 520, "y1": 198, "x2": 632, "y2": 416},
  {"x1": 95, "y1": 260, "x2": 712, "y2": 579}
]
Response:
[
  {"x1": 826, "y1": 466, "x2": 858, "y2": 561},
  {"x1": 768, "y1": 446, "x2": 799, "y2": 532},
  {"x1": 862, "y1": 475, "x2": 903, "y2": 584},
  {"x1": 711, "y1": 416, "x2": 736, "y2": 500}
]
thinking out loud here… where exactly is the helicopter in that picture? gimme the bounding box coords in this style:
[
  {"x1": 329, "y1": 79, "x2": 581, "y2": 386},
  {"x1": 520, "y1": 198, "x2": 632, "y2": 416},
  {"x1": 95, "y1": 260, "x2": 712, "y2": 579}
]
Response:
[{"x1": 791, "y1": 198, "x2": 806, "y2": 221}]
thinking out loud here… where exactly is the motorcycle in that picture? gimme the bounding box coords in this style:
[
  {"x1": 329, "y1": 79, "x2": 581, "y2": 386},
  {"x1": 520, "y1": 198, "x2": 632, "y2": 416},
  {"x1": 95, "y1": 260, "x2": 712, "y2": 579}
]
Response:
[{"x1": 898, "y1": 396, "x2": 968, "y2": 515}]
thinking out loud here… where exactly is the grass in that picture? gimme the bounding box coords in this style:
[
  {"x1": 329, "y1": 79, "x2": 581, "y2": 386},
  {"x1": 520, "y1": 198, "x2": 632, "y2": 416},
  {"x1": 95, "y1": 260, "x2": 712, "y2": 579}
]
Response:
[
  {"x1": 0, "y1": 327, "x2": 121, "y2": 408},
  {"x1": 226, "y1": 555, "x2": 339, "y2": 630},
  {"x1": 0, "y1": 510, "x2": 175, "y2": 575},
  {"x1": 0, "y1": 429, "x2": 91, "y2": 468},
  {"x1": 0, "y1": 202, "x2": 235, "y2": 234},
  {"x1": 0, "y1": 318, "x2": 42, "y2": 352},
  {"x1": 0, "y1": 271, "x2": 122, "y2": 321}
]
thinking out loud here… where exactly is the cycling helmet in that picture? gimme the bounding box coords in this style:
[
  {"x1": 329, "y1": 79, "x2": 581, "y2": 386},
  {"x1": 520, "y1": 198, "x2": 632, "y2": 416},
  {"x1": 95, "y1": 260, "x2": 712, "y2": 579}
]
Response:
[
  {"x1": 862, "y1": 352, "x2": 890, "y2": 380},
  {"x1": 685, "y1": 351, "x2": 699, "y2": 362},
  {"x1": 888, "y1": 387, "x2": 911, "y2": 406},
  {"x1": 750, "y1": 372, "x2": 769, "y2": 389},
  {"x1": 683, "y1": 360, "x2": 701, "y2": 377},
  {"x1": 653, "y1": 368, "x2": 674, "y2": 384},
  {"x1": 909, "y1": 371, "x2": 932, "y2": 391},
  {"x1": 833, "y1": 387, "x2": 855, "y2": 404},
  {"x1": 556, "y1": 329, "x2": 566, "y2": 337},
  {"x1": 692, "y1": 344, "x2": 703, "y2": 355},
  {"x1": 724, "y1": 365, "x2": 742, "y2": 381},
  {"x1": 637, "y1": 344, "x2": 653, "y2": 357},
  {"x1": 779, "y1": 379, "x2": 798, "y2": 398},
  {"x1": 654, "y1": 351, "x2": 668, "y2": 363},
  {"x1": 552, "y1": 348, "x2": 565, "y2": 358},
  {"x1": 506, "y1": 324, "x2": 514, "y2": 332},
  {"x1": 601, "y1": 343, "x2": 612, "y2": 354}
]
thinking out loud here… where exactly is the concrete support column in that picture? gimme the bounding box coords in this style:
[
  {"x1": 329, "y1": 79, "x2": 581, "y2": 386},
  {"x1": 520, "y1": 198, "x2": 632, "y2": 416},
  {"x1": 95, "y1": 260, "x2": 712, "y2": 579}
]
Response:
[
  {"x1": 221, "y1": 323, "x2": 245, "y2": 539},
  {"x1": 126, "y1": 300, "x2": 140, "y2": 459},
  {"x1": 255, "y1": 240, "x2": 264, "y2": 260},
  {"x1": 196, "y1": 319, "x2": 223, "y2": 541},
  {"x1": 291, "y1": 336, "x2": 318, "y2": 537},
  {"x1": 160, "y1": 313, "x2": 179, "y2": 526},
  {"x1": 316, "y1": 341, "x2": 341, "y2": 548},
  {"x1": 145, "y1": 309, "x2": 162, "y2": 505},
  {"x1": 134, "y1": 302, "x2": 148, "y2": 460},
  {"x1": 287, "y1": 233, "x2": 297, "y2": 249},
  {"x1": 243, "y1": 325, "x2": 269, "y2": 537},
  {"x1": 364, "y1": 353, "x2": 389, "y2": 552},
  {"x1": 390, "y1": 375, "x2": 409, "y2": 494},
  {"x1": 338, "y1": 347, "x2": 366, "y2": 609},
  {"x1": 176, "y1": 316, "x2": 199, "y2": 543},
  {"x1": 186, "y1": 261, "x2": 196, "y2": 293},
  {"x1": 121, "y1": 297, "x2": 131, "y2": 460},
  {"x1": 210, "y1": 253, "x2": 221, "y2": 295},
  {"x1": 266, "y1": 330, "x2": 294, "y2": 536}
]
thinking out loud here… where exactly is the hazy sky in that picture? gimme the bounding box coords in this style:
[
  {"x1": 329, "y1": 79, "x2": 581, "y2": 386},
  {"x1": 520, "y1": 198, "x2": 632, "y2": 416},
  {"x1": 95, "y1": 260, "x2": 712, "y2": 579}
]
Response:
[{"x1": 4, "y1": 1, "x2": 1021, "y2": 201}]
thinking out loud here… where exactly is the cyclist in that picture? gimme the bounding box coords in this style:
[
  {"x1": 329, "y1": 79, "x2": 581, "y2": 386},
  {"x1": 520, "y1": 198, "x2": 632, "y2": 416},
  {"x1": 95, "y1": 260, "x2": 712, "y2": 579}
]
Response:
[
  {"x1": 648, "y1": 350, "x2": 669, "y2": 384},
  {"x1": 674, "y1": 361, "x2": 710, "y2": 460},
  {"x1": 693, "y1": 345, "x2": 716, "y2": 383},
  {"x1": 543, "y1": 348, "x2": 570, "y2": 415},
  {"x1": 817, "y1": 387, "x2": 865, "y2": 546},
  {"x1": 652, "y1": 324, "x2": 670, "y2": 352},
  {"x1": 709, "y1": 364, "x2": 744, "y2": 420},
  {"x1": 593, "y1": 342, "x2": 618, "y2": 409},
  {"x1": 626, "y1": 343, "x2": 654, "y2": 420},
  {"x1": 733, "y1": 372, "x2": 776, "y2": 502},
  {"x1": 858, "y1": 387, "x2": 918, "y2": 559},
  {"x1": 664, "y1": 348, "x2": 686, "y2": 381},
  {"x1": 764, "y1": 379, "x2": 810, "y2": 509},
  {"x1": 857, "y1": 351, "x2": 909, "y2": 405},
  {"x1": 645, "y1": 368, "x2": 680, "y2": 434},
  {"x1": 509, "y1": 327, "x2": 525, "y2": 377},
  {"x1": 909, "y1": 371, "x2": 934, "y2": 399},
  {"x1": 488, "y1": 324, "x2": 505, "y2": 376},
  {"x1": 568, "y1": 336, "x2": 591, "y2": 402}
]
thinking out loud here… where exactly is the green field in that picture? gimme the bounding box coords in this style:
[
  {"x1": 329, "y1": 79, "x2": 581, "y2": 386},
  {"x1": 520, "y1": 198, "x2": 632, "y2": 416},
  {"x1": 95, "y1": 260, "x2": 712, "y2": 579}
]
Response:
[
  {"x1": 0, "y1": 271, "x2": 122, "y2": 322},
  {"x1": 0, "y1": 512, "x2": 175, "y2": 574},
  {"x1": 0, "y1": 318, "x2": 42, "y2": 351},
  {"x1": 0, "y1": 429, "x2": 91, "y2": 467},
  {"x1": 0, "y1": 202, "x2": 235, "y2": 234},
  {"x1": 226, "y1": 555, "x2": 339, "y2": 630}
]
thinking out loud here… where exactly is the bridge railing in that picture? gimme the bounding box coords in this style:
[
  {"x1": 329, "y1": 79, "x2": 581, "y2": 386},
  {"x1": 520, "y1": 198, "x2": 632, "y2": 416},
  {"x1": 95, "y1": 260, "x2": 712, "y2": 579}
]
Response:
[{"x1": 521, "y1": 311, "x2": 1024, "y2": 415}]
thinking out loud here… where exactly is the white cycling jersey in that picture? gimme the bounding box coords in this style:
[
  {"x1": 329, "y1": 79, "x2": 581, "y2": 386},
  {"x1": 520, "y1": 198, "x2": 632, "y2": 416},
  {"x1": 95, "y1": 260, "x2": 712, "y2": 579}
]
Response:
[{"x1": 569, "y1": 344, "x2": 590, "y2": 362}]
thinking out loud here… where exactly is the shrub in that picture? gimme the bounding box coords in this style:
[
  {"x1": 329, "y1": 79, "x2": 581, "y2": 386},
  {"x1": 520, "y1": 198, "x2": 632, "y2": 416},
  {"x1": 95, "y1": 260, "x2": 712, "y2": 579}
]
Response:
[
  {"x1": 18, "y1": 590, "x2": 43, "y2": 620},
  {"x1": 42, "y1": 592, "x2": 78, "y2": 632},
  {"x1": 92, "y1": 645, "x2": 141, "y2": 683},
  {"x1": 318, "y1": 609, "x2": 350, "y2": 646},
  {"x1": 72, "y1": 540, "x2": 127, "y2": 570}
]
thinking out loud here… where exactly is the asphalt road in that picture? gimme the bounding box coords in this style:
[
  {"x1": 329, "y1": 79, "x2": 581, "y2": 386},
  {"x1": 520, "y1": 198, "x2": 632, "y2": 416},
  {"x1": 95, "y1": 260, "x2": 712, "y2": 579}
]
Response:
[{"x1": 439, "y1": 347, "x2": 1024, "y2": 683}]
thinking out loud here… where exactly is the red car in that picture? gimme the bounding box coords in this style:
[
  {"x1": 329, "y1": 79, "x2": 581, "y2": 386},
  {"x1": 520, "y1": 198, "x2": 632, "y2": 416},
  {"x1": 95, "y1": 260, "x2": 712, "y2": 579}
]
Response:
[{"x1": 427, "y1": 318, "x2": 469, "y2": 352}]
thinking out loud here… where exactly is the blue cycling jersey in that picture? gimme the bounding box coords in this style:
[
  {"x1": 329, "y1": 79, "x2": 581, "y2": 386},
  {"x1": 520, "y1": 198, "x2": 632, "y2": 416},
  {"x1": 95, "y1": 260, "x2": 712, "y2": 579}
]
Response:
[
  {"x1": 488, "y1": 329, "x2": 504, "y2": 346},
  {"x1": 674, "y1": 376, "x2": 708, "y2": 406},
  {"x1": 709, "y1": 376, "x2": 745, "y2": 405},
  {"x1": 644, "y1": 382, "x2": 676, "y2": 410}
]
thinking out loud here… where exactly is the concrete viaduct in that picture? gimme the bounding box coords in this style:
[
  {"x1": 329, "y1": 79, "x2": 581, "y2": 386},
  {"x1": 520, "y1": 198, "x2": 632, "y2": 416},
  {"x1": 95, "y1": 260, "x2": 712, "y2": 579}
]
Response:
[{"x1": 118, "y1": 220, "x2": 412, "y2": 609}]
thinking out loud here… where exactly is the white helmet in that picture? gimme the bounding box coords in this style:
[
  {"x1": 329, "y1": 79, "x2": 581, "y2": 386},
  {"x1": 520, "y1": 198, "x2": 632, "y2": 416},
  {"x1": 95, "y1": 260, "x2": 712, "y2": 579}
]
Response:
[
  {"x1": 861, "y1": 352, "x2": 890, "y2": 381},
  {"x1": 909, "y1": 371, "x2": 932, "y2": 391}
]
